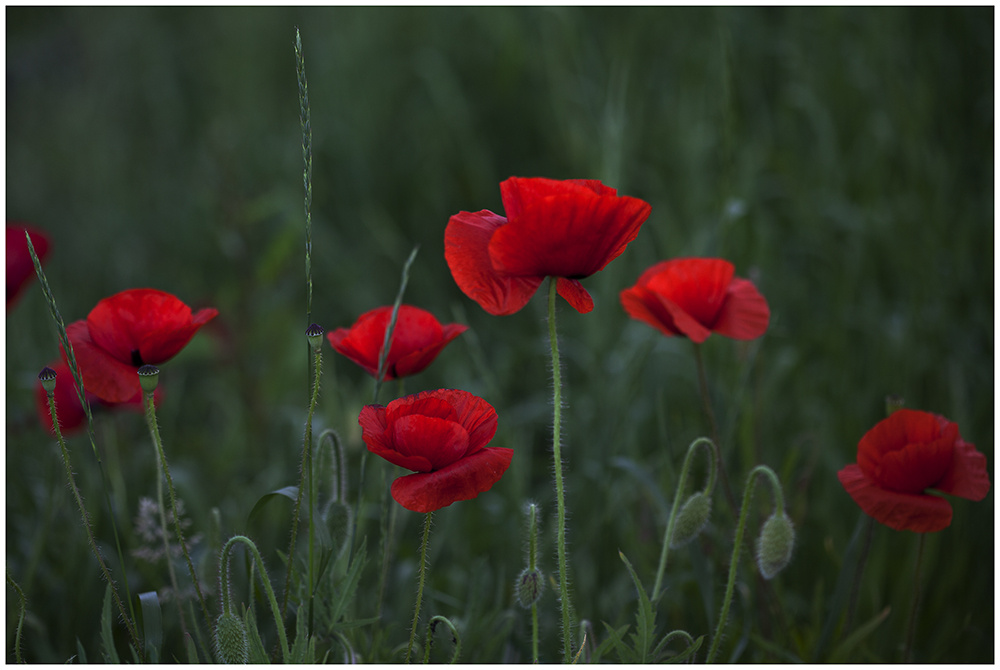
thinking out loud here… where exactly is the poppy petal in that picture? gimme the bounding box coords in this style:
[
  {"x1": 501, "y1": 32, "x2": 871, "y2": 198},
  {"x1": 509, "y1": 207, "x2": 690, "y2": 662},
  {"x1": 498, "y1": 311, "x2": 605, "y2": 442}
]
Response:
[
  {"x1": 390, "y1": 446, "x2": 513, "y2": 513},
  {"x1": 393, "y1": 323, "x2": 468, "y2": 378},
  {"x1": 556, "y1": 278, "x2": 594, "y2": 314},
  {"x1": 7, "y1": 224, "x2": 50, "y2": 311},
  {"x1": 838, "y1": 464, "x2": 953, "y2": 533},
  {"x1": 359, "y1": 404, "x2": 434, "y2": 472},
  {"x1": 491, "y1": 179, "x2": 651, "y2": 279},
  {"x1": 65, "y1": 320, "x2": 142, "y2": 403},
  {"x1": 645, "y1": 258, "x2": 734, "y2": 329},
  {"x1": 445, "y1": 210, "x2": 543, "y2": 316},
  {"x1": 654, "y1": 293, "x2": 713, "y2": 343},
  {"x1": 935, "y1": 438, "x2": 991, "y2": 501},
  {"x1": 328, "y1": 327, "x2": 380, "y2": 377},
  {"x1": 713, "y1": 278, "x2": 770, "y2": 340},
  {"x1": 385, "y1": 393, "x2": 459, "y2": 425},
  {"x1": 433, "y1": 389, "x2": 498, "y2": 455},
  {"x1": 391, "y1": 415, "x2": 469, "y2": 471},
  {"x1": 620, "y1": 284, "x2": 684, "y2": 338}
]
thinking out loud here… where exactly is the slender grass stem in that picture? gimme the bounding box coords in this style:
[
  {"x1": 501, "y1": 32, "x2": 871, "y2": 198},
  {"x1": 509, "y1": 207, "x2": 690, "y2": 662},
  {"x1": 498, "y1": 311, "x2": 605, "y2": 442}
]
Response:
[
  {"x1": 26, "y1": 233, "x2": 139, "y2": 643},
  {"x1": 43, "y1": 388, "x2": 142, "y2": 652},
  {"x1": 6, "y1": 568, "x2": 27, "y2": 664},
  {"x1": 143, "y1": 389, "x2": 212, "y2": 633},
  {"x1": 221, "y1": 536, "x2": 291, "y2": 663},
  {"x1": 843, "y1": 515, "x2": 875, "y2": 638},
  {"x1": 903, "y1": 532, "x2": 927, "y2": 662},
  {"x1": 405, "y1": 512, "x2": 433, "y2": 664},
  {"x1": 153, "y1": 433, "x2": 188, "y2": 637},
  {"x1": 707, "y1": 465, "x2": 784, "y2": 663},
  {"x1": 693, "y1": 342, "x2": 738, "y2": 518},
  {"x1": 651, "y1": 437, "x2": 718, "y2": 602},
  {"x1": 547, "y1": 277, "x2": 573, "y2": 664}
]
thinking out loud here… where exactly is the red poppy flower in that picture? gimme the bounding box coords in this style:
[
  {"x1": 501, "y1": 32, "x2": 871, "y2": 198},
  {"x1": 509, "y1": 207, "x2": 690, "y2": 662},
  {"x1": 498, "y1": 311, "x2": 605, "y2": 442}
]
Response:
[
  {"x1": 445, "y1": 177, "x2": 651, "y2": 316},
  {"x1": 34, "y1": 362, "x2": 161, "y2": 436},
  {"x1": 358, "y1": 389, "x2": 512, "y2": 513},
  {"x1": 65, "y1": 288, "x2": 218, "y2": 403},
  {"x1": 327, "y1": 304, "x2": 467, "y2": 381},
  {"x1": 620, "y1": 258, "x2": 770, "y2": 343},
  {"x1": 7, "y1": 223, "x2": 51, "y2": 311},
  {"x1": 838, "y1": 409, "x2": 990, "y2": 533}
]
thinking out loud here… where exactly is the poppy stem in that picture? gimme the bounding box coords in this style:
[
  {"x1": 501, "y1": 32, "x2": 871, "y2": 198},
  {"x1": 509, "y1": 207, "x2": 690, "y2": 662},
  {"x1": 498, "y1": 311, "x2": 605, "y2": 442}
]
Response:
[
  {"x1": 152, "y1": 415, "x2": 189, "y2": 637},
  {"x1": 707, "y1": 464, "x2": 783, "y2": 663},
  {"x1": 6, "y1": 568, "x2": 26, "y2": 664},
  {"x1": 903, "y1": 532, "x2": 927, "y2": 662},
  {"x1": 405, "y1": 511, "x2": 433, "y2": 664},
  {"x1": 221, "y1": 535, "x2": 291, "y2": 663},
  {"x1": 143, "y1": 391, "x2": 213, "y2": 635},
  {"x1": 44, "y1": 388, "x2": 143, "y2": 653},
  {"x1": 547, "y1": 277, "x2": 574, "y2": 664},
  {"x1": 651, "y1": 437, "x2": 718, "y2": 603},
  {"x1": 693, "y1": 342, "x2": 739, "y2": 518}
]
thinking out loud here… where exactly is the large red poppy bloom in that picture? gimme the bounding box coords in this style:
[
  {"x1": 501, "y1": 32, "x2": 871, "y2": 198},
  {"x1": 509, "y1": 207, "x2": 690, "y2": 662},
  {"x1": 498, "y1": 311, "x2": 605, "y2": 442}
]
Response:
[
  {"x1": 445, "y1": 177, "x2": 651, "y2": 316},
  {"x1": 7, "y1": 224, "x2": 51, "y2": 311},
  {"x1": 620, "y1": 258, "x2": 770, "y2": 343},
  {"x1": 34, "y1": 362, "x2": 159, "y2": 435},
  {"x1": 358, "y1": 389, "x2": 512, "y2": 513},
  {"x1": 838, "y1": 409, "x2": 990, "y2": 533},
  {"x1": 328, "y1": 305, "x2": 467, "y2": 381},
  {"x1": 65, "y1": 288, "x2": 218, "y2": 403}
]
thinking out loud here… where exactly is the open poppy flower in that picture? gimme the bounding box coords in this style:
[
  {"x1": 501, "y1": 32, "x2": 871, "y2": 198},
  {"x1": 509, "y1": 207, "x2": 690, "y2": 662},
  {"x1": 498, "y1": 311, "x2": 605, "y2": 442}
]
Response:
[
  {"x1": 34, "y1": 362, "x2": 161, "y2": 435},
  {"x1": 359, "y1": 389, "x2": 512, "y2": 513},
  {"x1": 328, "y1": 305, "x2": 467, "y2": 381},
  {"x1": 65, "y1": 288, "x2": 218, "y2": 403},
  {"x1": 838, "y1": 409, "x2": 990, "y2": 533},
  {"x1": 620, "y1": 258, "x2": 770, "y2": 343},
  {"x1": 7, "y1": 223, "x2": 50, "y2": 311},
  {"x1": 445, "y1": 177, "x2": 651, "y2": 316}
]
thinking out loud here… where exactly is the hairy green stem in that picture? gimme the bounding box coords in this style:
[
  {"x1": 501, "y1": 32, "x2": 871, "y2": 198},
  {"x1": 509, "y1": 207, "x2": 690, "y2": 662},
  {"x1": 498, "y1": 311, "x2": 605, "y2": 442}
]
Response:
[
  {"x1": 45, "y1": 391, "x2": 142, "y2": 652},
  {"x1": 707, "y1": 465, "x2": 784, "y2": 663},
  {"x1": 6, "y1": 569, "x2": 27, "y2": 664},
  {"x1": 153, "y1": 427, "x2": 188, "y2": 637},
  {"x1": 423, "y1": 615, "x2": 461, "y2": 664},
  {"x1": 405, "y1": 512, "x2": 433, "y2": 664},
  {"x1": 693, "y1": 342, "x2": 738, "y2": 519},
  {"x1": 652, "y1": 437, "x2": 718, "y2": 602},
  {"x1": 221, "y1": 536, "x2": 290, "y2": 663},
  {"x1": 903, "y1": 532, "x2": 927, "y2": 662},
  {"x1": 547, "y1": 278, "x2": 573, "y2": 663},
  {"x1": 144, "y1": 392, "x2": 212, "y2": 633}
]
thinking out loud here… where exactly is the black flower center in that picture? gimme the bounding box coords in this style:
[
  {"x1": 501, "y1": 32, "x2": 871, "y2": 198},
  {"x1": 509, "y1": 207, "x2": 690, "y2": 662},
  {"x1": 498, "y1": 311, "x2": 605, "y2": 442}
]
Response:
[{"x1": 131, "y1": 349, "x2": 145, "y2": 367}]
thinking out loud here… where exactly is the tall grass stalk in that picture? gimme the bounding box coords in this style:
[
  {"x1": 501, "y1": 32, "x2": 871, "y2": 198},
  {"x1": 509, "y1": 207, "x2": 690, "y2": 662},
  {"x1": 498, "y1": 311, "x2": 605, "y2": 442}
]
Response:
[{"x1": 26, "y1": 233, "x2": 142, "y2": 653}]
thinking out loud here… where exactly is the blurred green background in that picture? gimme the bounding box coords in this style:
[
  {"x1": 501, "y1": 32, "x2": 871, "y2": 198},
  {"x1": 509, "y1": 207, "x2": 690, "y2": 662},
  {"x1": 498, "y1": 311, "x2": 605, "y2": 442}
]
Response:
[{"x1": 6, "y1": 6, "x2": 993, "y2": 663}]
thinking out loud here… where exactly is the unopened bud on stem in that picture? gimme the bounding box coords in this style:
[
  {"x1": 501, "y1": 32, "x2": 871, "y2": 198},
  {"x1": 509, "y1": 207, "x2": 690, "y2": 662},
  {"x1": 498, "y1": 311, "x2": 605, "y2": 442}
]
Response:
[
  {"x1": 756, "y1": 511, "x2": 795, "y2": 579},
  {"x1": 670, "y1": 491, "x2": 712, "y2": 548},
  {"x1": 214, "y1": 612, "x2": 249, "y2": 664}
]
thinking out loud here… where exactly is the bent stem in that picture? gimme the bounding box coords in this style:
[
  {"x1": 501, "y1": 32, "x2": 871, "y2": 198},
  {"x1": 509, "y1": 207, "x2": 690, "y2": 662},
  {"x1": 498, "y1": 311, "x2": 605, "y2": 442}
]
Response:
[
  {"x1": 692, "y1": 342, "x2": 738, "y2": 519},
  {"x1": 707, "y1": 464, "x2": 784, "y2": 663},
  {"x1": 651, "y1": 437, "x2": 718, "y2": 602},
  {"x1": 144, "y1": 392, "x2": 212, "y2": 633},
  {"x1": 423, "y1": 615, "x2": 461, "y2": 664},
  {"x1": 45, "y1": 390, "x2": 142, "y2": 652},
  {"x1": 220, "y1": 536, "x2": 290, "y2": 663},
  {"x1": 405, "y1": 511, "x2": 433, "y2": 664},
  {"x1": 903, "y1": 532, "x2": 927, "y2": 662},
  {"x1": 547, "y1": 277, "x2": 574, "y2": 664},
  {"x1": 6, "y1": 568, "x2": 27, "y2": 664}
]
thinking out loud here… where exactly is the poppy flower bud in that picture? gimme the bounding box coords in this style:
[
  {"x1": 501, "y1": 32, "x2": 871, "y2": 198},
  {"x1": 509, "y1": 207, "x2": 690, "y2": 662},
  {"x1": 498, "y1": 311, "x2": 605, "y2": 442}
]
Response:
[
  {"x1": 214, "y1": 612, "x2": 249, "y2": 664},
  {"x1": 885, "y1": 394, "x2": 905, "y2": 416},
  {"x1": 306, "y1": 323, "x2": 324, "y2": 352},
  {"x1": 516, "y1": 567, "x2": 545, "y2": 608},
  {"x1": 38, "y1": 367, "x2": 58, "y2": 395},
  {"x1": 137, "y1": 365, "x2": 160, "y2": 394},
  {"x1": 755, "y1": 512, "x2": 795, "y2": 580},
  {"x1": 670, "y1": 491, "x2": 712, "y2": 548}
]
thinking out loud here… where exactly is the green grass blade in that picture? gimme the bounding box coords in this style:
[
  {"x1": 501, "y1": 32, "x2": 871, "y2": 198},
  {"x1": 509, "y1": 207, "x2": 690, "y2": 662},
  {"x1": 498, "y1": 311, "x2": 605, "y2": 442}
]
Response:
[
  {"x1": 618, "y1": 550, "x2": 655, "y2": 662},
  {"x1": 100, "y1": 585, "x2": 120, "y2": 663},
  {"x1": 137, "y1": 591, "x2": 162, "y2": 663},
  {"x1": 829, "y1": 606, "x2": 890, "y2": 663}
]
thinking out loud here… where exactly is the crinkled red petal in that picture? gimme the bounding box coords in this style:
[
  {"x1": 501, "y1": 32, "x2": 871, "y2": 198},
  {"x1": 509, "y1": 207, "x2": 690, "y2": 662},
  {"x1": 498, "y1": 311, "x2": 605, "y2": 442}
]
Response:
[
  {"x1": 383, "y1": 389, "x2": 497, "y2": 455},
  {"x1": 445, "y1": 210, "x2": 543, "y2": 316},
  {"x1": 857, "y1": 410, "x2": 954, "y2": 485},
  {"x1": 875, "y1": 435, "x2": 954, "y2": 494},
  {"x1": 86, "y1": 289, "x2": 216, "y2": 365},
  {"x1": 390, "y1": 446, "x2": 513, "y2": 513},
  {"x1": 644, "y1": 258, "x2": 734, "y2": 329},
  {"x1": 935, "y1": 438, "x2": 991, "y2": 501},
  {"x1": 556, "y1": 278, "x2": 594, "y2": 314},
  {"x1": 838, "y1": 463, "x2": 952, "y2": 533},
  {"x1": 491, "y1": 180, "x2": 650, "y2": 279},
  {"x1": 712, "y1": 278, "x2": 770, "y2": 340},
  {"x1": 359, "y1": 403, "x2": 434, "y2": 472},
  {"x1": 620, "y1": 284, "x2": 683, "y2": 338},
  {"x1": 386, "y1": 394, "x2": 459, "y2": 425},
  {"x1": 653, "y1": 292, "x2": 712, "y2": 343},
  {"x1": 64, "y1": 320, "x2": 142, "y2": 403},
  {"x1": 391, "y1": 415, "x2": 470, "y2": 471},
  {"x1": 393, "y1": 323, "x2": 468, "y2": 378},
  {"x1": 328, "y1": 327, "x2": 380, "y2": 378},
  {"x1": 7, "y1": 225, "x2": 50, "y2": 310}
]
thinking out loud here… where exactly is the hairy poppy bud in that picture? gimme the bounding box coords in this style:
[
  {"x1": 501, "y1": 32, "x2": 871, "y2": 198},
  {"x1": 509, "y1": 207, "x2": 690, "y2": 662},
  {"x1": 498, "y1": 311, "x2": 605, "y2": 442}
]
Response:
[
  {"x1": 38, "y1": 367, "x2": 58, "y2": 395},
  {"x1": 137, "y1": 365, "x2": 160, "y2": 394},
  {"x1": 516, "y1": 567, "x2": 545, "y2": 608},
  {"x1": 756, "y1": 512, "x2": 795, "y2": 579},
  {"x1": 306, "y1": 323, "x2": 324, "y2": 352},
  {"x1": 670, "y1": 491, "x2": 712, "y2": 548},
  {"x1": 214, "y1": 612, "x2": 249, "y2": 664}
]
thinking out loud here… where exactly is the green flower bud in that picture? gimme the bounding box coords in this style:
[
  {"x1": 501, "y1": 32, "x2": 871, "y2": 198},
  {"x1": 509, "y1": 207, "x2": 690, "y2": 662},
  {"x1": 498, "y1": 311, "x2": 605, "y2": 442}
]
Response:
[
  {"x1": 306, "y1": 323, "x2": 324, "y2": 352},
  {"x1": 670, "y1": 491, "x2": 712, "y2": 548},
  {"x1": 38, "y1": 367, "x2": 58, "y2": 395},
  {"x1": 756, "y1": 512, "x2": 795, "y2": 580},
  {"x1": 885, "y1": 394, "x2": 905, "y2": 417},
  {"x1": 515, "y1": 567, "x2": 545, "y2": 608},
  {"x1": 214, "y1": 612, "x2": 249, "y2": 664},
  {"x1": 137, "y1": 365, "x2": 160, "y2": 394}
]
